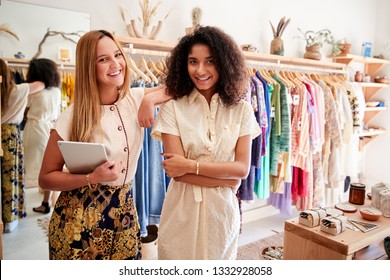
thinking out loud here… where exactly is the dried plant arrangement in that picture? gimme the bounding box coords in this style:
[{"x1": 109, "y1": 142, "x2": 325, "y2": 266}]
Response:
[
  {"x1": 192, "y1": 7, "x2": 202, "y2": 30},
  {"x1": 269, "y1": 16, "x2": 290, "y2": 55},
  {"x1": 33, "y1": 28, "x2": 84, "y2": 59},
  {"x1": 185, "y1": 7, "x2": 202, "y2": 35},
  {"x1": 269, "y1": 16, "x2": 290, "y2": 39},
  {"x1": 0, "y1": 23, "x2": 19, "y2": 41},
  {"x1": 120, "y1": 0, "x2": 170, "y2": 40}
]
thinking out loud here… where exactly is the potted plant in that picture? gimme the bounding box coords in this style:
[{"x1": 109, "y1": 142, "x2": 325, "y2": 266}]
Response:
[
  {"x1": 297, "y1": 28, "x2": 337, "y2": 60},
  {"x1": 335, "y1": 38, "x2": 351, "y2": 56}
]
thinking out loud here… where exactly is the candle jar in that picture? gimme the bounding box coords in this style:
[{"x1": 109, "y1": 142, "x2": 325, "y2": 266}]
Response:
[{"x1": 349, "y1": 183, "x2": 366, "y2": 205}]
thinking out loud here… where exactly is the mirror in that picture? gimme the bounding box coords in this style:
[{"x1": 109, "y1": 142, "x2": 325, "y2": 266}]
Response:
[{"x1": 0, "y1": 0, "x2": 90, "y2": 62}]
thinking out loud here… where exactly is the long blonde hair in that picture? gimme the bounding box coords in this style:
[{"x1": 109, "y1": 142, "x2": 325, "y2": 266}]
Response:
[
  {"x1": 0, "y1": 58, "x2": 16, "y2": 113},
  {"x1": 70, "y1": 30, "x2": 131, "y2": 142}
]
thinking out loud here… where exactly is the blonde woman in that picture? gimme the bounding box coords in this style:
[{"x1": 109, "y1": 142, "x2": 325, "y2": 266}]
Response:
[{"x1": 39, "y1": 30, "x2": 169, "y2": 260}]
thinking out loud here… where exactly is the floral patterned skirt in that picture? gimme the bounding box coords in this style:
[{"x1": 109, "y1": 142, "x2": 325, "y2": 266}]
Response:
[
  {"x1": 1, "y1": 124, "x2": 26, "y2": 223},
  {"x1": 48, "y1": 183, "x2": 141, "y2": 260}
]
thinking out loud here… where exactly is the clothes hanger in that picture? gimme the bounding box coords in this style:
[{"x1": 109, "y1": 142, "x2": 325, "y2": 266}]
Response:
[
  {"x1": 265, "y1": 69, "x2": 278, "y2": 85},
  {"x1": 280, "y1": 71, "x2": 295, "y2": 87},
  {"x1": 147, "y1": 57, "x2": 164, "y2": 77},
  {"x1": 128, "y1": 67, "x2": 138, "y2": 79},
  {"x1": 257, "y1": 69, "x2": 273, "y2": 85},
  {"x1": 138, "y1": 56, "x2": 159, "y2": 84},
  {"x1": 156, "y1": 60, "x2": 166, "y2": 72},
  {"x1": 128, "y1": 57, "x2": 151, "y2": 82}
]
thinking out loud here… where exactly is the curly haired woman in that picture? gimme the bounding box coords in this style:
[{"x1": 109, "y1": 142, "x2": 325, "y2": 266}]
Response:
[{"x1": 151, "y1": 26, "x2": 261, "y2": 259}]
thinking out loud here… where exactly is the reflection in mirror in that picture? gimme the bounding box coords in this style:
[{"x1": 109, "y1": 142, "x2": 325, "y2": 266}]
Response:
[{"x1": 0, "y1": 0, "x2": 90, "y2": 61}]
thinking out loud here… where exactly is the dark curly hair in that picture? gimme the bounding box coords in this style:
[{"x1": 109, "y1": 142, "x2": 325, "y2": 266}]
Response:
[
  {"x1": 26, "y1": 58, "x2": 61, "y2": 89},
  {"x1": 165, "y1": 26, "x2": 248, "y2": 107}
]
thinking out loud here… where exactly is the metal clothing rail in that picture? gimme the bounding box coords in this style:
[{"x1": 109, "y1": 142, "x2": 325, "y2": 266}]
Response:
[
  {"x1": 1, "y1": 57, "x2": 75, "y2": 70},
  {"x1": 246, "y1": 59, "x2": 347, "y2": 75}
]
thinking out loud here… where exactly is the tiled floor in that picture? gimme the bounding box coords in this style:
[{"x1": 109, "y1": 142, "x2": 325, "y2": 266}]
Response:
[{"x1": 2, "y1": 187, "x2": 294, "y2": 260}]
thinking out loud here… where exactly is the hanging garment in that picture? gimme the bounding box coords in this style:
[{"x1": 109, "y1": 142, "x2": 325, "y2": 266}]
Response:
[{"x1": 23, "y1": 87, "x2": 62, "y2": 187}]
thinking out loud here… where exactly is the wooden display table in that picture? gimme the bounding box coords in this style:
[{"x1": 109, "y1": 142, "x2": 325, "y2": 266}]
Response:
[{"x1": 283, "y1": 202, "x2": 390, "y2": 260}]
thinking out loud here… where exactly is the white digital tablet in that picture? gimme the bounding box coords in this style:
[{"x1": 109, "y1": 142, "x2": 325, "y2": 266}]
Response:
[{"x1": 57, "y1": 141, "x2": 108, "y2": 174}]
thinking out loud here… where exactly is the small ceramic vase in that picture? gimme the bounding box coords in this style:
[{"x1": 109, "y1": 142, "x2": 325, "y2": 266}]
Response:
[
  {"x1": 270, "y1": 37, "x2": 284, "y2": 56},
  {"x1": 303, "y1": 44, "x2": 321, "y2": 60},
  {"x1": 355, "y1": 71, "x2": 363, "y2": 82}
]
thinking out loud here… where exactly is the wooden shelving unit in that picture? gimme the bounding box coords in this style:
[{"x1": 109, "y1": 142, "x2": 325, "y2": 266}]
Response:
[{"x1": 331, "y1": 54, "x2": 390, "y2": 147}]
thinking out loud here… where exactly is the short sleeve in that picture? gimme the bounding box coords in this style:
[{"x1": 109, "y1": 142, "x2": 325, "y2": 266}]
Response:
[
  {"x1": 239, "y1": 100, "x2": 261, "y2": 139},
  {"x1": 53, "y1": 105, "x2": 73, "y2": 140},
  {"x1": 150, "y1": 100, "x2": 180, "y2": 142},
  {"x1": 130, "y1": 87, "x2": 145, "y2": 110}
]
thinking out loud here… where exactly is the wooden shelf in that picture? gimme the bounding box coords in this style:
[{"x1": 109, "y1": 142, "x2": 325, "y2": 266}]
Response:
[
  {"x1": 364, "y1": 106, "x2": 386, "y2": 123},
  {"x1": 358, "y1": 129, "x2": 386, "y2": 137},
  {"x1": 358, "y1": 82, "x2": 389, "y2": 88},
  {"x1": 358, "y1": 129, "x2": 386, "y2": 147},
  {"x1": 331, "y1": 54, "x2": 390, "y2": 76},
  {"x1": 117, "y1": 36, "x2": 347, "y2": 74},
  {"x1": 116, "y1": 36, "x2": 176, "y2": 53},
  {"x1": 364, "y1": 106, "x2": 386, "y2": 112}
]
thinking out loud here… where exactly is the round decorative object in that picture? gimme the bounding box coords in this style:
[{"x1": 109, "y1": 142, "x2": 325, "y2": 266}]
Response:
[
  {"x1": 355, "y1": 71, "x2": 363, "y2": 82},
  {"x1": 303, "y1": 44, "x2": 321, "y2": 60},
  {"x1": 14, "y1": 51, "x2": 25, "y2": 59},
  {"x1": 324, "y1": 207, "x2": 343, "y2": 217},
  {"x1": 359, "y1": 207, "x2": 382, "y2": 221},
  {"x1": 335, "y1": 203, "x2": 357, "y2": 213},
  {"x1": 260, "y1": 246, "x2": 283, "y2": 260},
  {"x1": 338, "y1": 43, "x2": 351, "y2": 56}
]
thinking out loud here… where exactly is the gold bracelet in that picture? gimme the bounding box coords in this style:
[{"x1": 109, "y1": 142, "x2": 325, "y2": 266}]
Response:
[
  {"x1": 196, "y1": 161, "x2": 199, "y2": 175},
  {"x1": 86, "y1": 173, "x2": 92, "y2": 189}
]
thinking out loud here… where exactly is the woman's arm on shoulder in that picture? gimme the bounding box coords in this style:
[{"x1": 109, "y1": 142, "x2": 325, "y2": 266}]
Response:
[
  {"x1": 28, "y1": 81, "x2": 45, "y2": 94},
  {"x1": 38, "y1": 130, "x2": 118, "y2": 191},
  {"x1": 138, "y1": 85, "x2": 172, "y2": 128}
]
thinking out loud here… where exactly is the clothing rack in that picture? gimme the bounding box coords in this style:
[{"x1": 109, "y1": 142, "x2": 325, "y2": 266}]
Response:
[{"x1": 1, "y1": 57, "x2": 75, "y2": 70}]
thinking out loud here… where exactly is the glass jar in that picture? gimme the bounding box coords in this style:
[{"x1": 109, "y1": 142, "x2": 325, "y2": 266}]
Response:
[{"x1": 349, "y1": 183, "x2": 366, "y2": 205}]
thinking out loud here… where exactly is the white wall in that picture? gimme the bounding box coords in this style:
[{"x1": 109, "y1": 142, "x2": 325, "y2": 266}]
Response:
[
  {"x1": 364, "y1": 0, "x2": 390, "y2": 185},
  {"x1": 2, "y1": 0, "x2": 390, "y2": 185},
  {"x1": 3, "y1": 0, "x2": 385, "y2": 58}
]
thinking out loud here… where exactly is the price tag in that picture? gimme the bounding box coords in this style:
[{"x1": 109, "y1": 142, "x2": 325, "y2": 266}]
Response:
[
  {"x1": 271, "y1": 106, "x2": 275, "y2": 118},
  {"x1": 293, "y1": 94, "x2": 300, "y2": 105}
]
